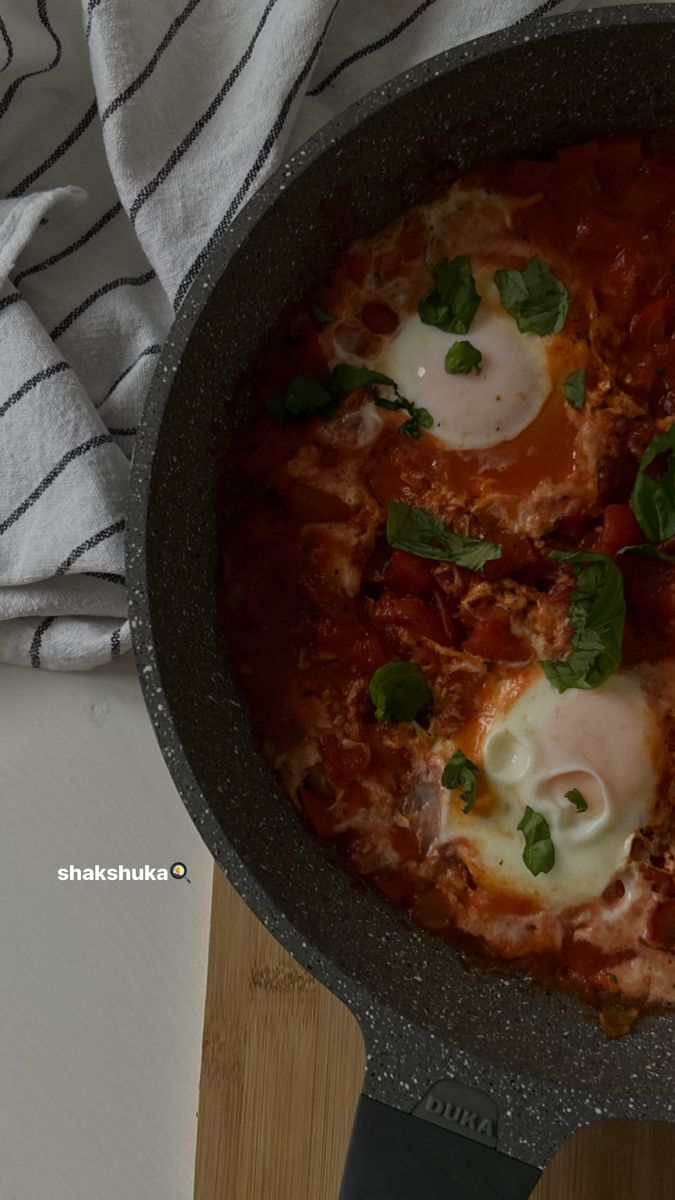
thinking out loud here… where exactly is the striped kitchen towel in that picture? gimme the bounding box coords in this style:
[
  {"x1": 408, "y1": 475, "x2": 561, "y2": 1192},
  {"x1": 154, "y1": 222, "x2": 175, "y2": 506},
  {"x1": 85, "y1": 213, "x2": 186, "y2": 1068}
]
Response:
[{"x1": 0, "y1": 0, "x2": 642, "y2": 668}]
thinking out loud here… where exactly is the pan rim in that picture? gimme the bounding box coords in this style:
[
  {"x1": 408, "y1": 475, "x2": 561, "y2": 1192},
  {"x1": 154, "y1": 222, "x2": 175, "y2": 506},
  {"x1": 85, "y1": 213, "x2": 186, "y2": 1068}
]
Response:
[{"x1": 127, "y1": 4, "x2": 675, "y2": 1164}]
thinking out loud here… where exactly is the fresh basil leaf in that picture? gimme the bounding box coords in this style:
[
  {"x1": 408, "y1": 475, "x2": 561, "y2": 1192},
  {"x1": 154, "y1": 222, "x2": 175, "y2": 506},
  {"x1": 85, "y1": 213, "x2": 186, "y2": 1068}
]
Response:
[
  {"x1": 328, "y1": 364, "x2": 396, "y2": 399},
  {"x1": 267, "y1": 373, "x2": 334, "y2": 425},
  {"x1": 386, "y1": 501, "x2": 502, "y2": 571},
  {"x1": 565, "y1": 787, "x2": 588, "y2": 813},
  {"x1": 540, "y1": 550, "x2": 625, "y2": 692},
  {"x1": 617, "y1": 543, "x2": 675, "y2": 564},
  {"x1": 629, "y1": 424, "x2": 675, "y2": 542},
  {"x1": 441, "y1": 749, "x2": 479, "y2": 813},
  {"x1": 517, "y1": 806, "x2": 555, "y2": 876},
  {"x1": 327, "y1": 365, "x2": 433, "y2": 438},
  {"x1": 494, "y1": 256, "x2": 569, "y2": 335},
  {"x1": 310, "y1": 303, "x2": 335, "y2": 326},
  {"x1": 445, "y1": 340, "x2": 482, "y2": 375},
  {"x1": 563, "y1": 368, "x2": 586, "y2": 411},
  {"x1": 368, "y1": 661, "x2": 432, "y2": 723},
  {"x1": 374, "y1": 393, "x2": 434, "y2": 439},
  {"x1": 418, "y1": 256, "x2": 481, "y2": 335}
]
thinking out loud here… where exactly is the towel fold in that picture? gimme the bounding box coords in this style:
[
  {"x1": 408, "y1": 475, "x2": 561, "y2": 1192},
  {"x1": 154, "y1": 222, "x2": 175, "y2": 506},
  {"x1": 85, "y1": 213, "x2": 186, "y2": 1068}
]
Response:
[{"x1": 0, "y1": 0, "x2": 644, "y2": 667}]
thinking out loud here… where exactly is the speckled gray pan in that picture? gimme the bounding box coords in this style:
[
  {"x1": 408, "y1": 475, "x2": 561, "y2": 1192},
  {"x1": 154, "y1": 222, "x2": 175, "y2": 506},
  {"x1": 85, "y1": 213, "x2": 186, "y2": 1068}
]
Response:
[{"x1": 128, "y1": 7, "x2": 675, "y2": 1194}]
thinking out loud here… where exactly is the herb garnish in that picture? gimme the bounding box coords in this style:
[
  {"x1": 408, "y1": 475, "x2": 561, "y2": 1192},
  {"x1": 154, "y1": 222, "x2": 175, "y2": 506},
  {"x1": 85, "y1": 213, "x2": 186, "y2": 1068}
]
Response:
[
  {"x1": 563, "y1": 368, "x2": 586, "y2": 411},
  {"x1": 386, "y1": 501, "x2": 502, "y2": 571},
  {"x1": 494, "y1": 256, "x2": 569, "y2": 336},
  {"x1": 268, "y1": 364, "x2": 432, "y2": 437},
  {"x1": 328, "y1": 364, "x2": 396, "y2": 398},
  {"x1": 368, "y1": 661, "x2": 432, "y2": 723},
  {"x1": 418, "y1": 256, "x2": 481, "y2": 334},
  {"x1": 372, "y1": 390, "x2": 434, "y2": 438},
  {"x1": 565, "y1": 788, "x2": 588, "y2": 813},
  {"x1": 327, "y1": 364, "x2": 434, "y2": 439},
  {"x1": 629, "y1": 424, "x2": 675, "y2": 542},
  {"x1": 618, "y1": 544, "x2": 675, "y2": 564},
  {"x1": 310, "y1": 303, "x2": 335, "y2": 326},
  {"x1": 442, "y1": 750, "x2": 479, "y2": 813},
  {"x1": 541, "y1": 550, "x2": 625, "y2": 693},
  {"x1": 517, "y1": 807, "x2": 555, "y2": 876},
  {"x1": 267, "y1": 374, "x2": 335, "y2": 425},
  {"x1": 445, "y1": 340, "x2": 482, "y2": 375}
]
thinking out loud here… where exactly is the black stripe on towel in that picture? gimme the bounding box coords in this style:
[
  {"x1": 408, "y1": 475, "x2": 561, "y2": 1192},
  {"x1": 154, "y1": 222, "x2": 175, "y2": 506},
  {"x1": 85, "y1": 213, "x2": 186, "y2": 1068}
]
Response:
[
  {"x1": 49, "y1": 271, "x2": 156, "y2": 341},
  {"x1": 0, "y1": 434, "x2": 114, "y2": 537},
  {"x1": 101, "y1": 0, "x2": 204, "y2": 123},
  {"x1": 9, "y1": 100, "x2": 99, "y2": 198},
  {"x1": 0, "y1": 15, "x2": 13, "y2": 72},
  {"x1": 85, "y1": 0, "x2": 103, "y2": 39},
  {"x1": 85, "y1": 570, "x2": 126, "y2": 586},
  {"x1": 0, "y1": 0, "x2": 62, "y2": 122},
  {"x1": 97, "y1": 344, "x2": 162, "y2": 407},
  {"x1": 56, "y1": 518, "x2": 125, "y2": 575},
  {"x1": 0, "y1": 361, "x2": 70, "y2": 421},
  {"x1": 308, "y1": 0, "x2": 439, "y2": 96},
  {"x1": 30, "y1": 615, "x2": 56, "y2": 669},
  {"x1": 0, "y1": 292, "x2": 22, "y2": 313},
  {"x1": 129, "y1": 0, "x2": 283, "y2": 224},
  {"x1": 173, "y1": 0, "x2": 341, "y2": 311},
  {"x1": 520, "y1": 1, "x2": 565, "y2": 19},
  {"x1": 13, "y1": 202, "x2": 122, "y2": 285}
]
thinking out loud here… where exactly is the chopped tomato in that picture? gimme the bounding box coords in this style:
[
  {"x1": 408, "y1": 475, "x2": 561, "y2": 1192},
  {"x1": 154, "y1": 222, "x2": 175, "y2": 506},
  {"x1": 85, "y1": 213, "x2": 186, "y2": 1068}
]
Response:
[
  {"x1": 593, "y1": 136, "x2": 643, "y2": 193},
  {"x1": 556, "y1": 512, "x2": 595, "y2": 542},
  {"x1": 483, "y1": 531, "x2": 539, "y2": 581},
  {"x1": 344, "y1": 251, "x2": 369, "y2": 286},
  {"x1": 390, "y1": 825, "x2": 422, "y2": 863},
  {"x1": 317, "y1": 735, "x2": 371, "y2": 788},
  {"x1": 301, "y1": 786, "x2": 340, "y2": 839},
  {"x1": 374, "y1": 868, "x2": 418, "y2": 905},
  {"x1": 462, "y1": 615, "x2": 529, "y2": 663},
  {"x1": 383, "y1": 548, "x2": 435, "y2": 594},
  {"x1": 315, "y1": 613, "x2": 386, "y2": 673},
  {"x1": 430, "y1": 587, "x2": 456, "y2": 646},
  {"x1": 369, "y1": 590, "x2": 448, "y2": 644},
  {"x1": 397, "y1": 219, "x2": 426, "y2": 262},
  {"x1": 593, "y1": 504, "x2": 645, "y2": 556},
  {"x1": 499, "y1": 157, "x2": 555, "y2": 197},
  {"x1": 576, "y1": 208, "x2": 637, "y2": 255},
  {"x1": 412, "y1": 886, "x2": 453, "y2": 931},
  {"x1": 285, "y1": 482, "x2": 352, "y2": 524},
  {"x1": 560, "y1": 936, "x2": 632, "y2": 981},
  {"x1": 360, "y1": 301, "x2": 399, "y2": 335},
  {"x1": 340, "y1": 781, "x2": 373, "y2": 820},
  {"x1": 646, "y1": 899, "x2": 675, "y2": 950},
  {"x1": 629, "y1": 298, "x2": 672, "y2": 353}
]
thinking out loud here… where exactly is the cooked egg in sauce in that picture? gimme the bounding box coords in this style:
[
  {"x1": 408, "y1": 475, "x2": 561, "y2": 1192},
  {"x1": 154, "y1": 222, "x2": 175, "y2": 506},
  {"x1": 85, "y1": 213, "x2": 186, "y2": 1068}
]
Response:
[
  {"x1": 437, "y1": 670, "x2": 661, "y2": 909},
  {"x1": 378, "y1": 289, "x2": 551, "y2": 451},
  {"x1": 225, "y1": 136, "x2": 675, "y2": 1025}
]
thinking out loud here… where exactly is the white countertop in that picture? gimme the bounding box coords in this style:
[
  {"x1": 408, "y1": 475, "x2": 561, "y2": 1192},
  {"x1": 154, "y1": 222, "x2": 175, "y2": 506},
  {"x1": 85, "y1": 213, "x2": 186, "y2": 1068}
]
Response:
[{"x1": 0, "y1": 656, "x2": 213, "y2": 1200}]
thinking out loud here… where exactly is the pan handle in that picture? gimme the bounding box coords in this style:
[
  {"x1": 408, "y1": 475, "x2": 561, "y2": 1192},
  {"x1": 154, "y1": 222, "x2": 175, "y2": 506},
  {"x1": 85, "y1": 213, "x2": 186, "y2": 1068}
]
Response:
[{"x1": 339, "y1": 1094, "x2": 541, "y2": 1200}]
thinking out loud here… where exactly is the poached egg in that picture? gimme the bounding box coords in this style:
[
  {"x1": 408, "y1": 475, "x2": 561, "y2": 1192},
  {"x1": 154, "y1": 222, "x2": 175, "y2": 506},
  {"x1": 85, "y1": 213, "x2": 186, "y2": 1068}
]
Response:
[
  {"x1": 379, "y1": 303, "x2": 550, "y2": 450},
  {"x1": 435, "y1": 669, "x2": 661, "y2": 909}
]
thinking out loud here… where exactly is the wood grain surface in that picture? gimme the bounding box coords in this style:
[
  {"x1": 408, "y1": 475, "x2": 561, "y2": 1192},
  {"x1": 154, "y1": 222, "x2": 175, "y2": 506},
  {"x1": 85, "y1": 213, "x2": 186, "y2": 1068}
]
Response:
[{"x1": 195, "y1": 865, "x2": 675, "y2": 1199}]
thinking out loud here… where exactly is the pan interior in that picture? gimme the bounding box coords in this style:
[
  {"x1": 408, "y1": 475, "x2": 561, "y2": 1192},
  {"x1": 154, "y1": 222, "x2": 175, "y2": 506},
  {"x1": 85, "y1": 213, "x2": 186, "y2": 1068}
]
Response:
[{"x1": 139, "y1": 13, "x2": 675, "y2": 1099}]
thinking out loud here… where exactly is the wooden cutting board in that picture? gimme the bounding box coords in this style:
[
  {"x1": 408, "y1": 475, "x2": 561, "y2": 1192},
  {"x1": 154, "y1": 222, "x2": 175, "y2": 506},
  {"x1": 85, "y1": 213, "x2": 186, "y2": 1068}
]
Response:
[{"x1": 194, "y1": 865, "x2": 675, "y2": 1199}]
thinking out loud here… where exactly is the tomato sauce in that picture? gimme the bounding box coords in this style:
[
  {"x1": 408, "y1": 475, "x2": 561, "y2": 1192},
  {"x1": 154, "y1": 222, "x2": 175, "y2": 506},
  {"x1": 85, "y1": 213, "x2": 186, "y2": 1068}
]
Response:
[{"x1": 221, "y1": 134, "x2": 675, "y2": 1021}]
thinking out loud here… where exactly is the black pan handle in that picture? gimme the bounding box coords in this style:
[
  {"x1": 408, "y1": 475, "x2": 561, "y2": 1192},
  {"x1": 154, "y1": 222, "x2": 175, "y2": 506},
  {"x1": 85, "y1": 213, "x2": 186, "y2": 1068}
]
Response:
[{"x1": 339, "y1": 1094, "x2": 541, "y2": 1200}]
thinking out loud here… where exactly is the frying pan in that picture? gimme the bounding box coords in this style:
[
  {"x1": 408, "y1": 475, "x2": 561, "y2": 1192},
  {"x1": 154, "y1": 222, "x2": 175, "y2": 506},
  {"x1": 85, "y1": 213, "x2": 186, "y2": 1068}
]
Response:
[{"x1": 127, "y1": 8, "x2": 675, "y2": 1197}]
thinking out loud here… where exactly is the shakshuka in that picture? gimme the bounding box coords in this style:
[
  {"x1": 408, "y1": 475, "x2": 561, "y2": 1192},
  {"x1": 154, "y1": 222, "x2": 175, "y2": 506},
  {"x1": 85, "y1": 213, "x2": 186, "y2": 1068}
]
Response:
[{"x1": 222, "y1": 136, "x2": 675, "y2": 1032}]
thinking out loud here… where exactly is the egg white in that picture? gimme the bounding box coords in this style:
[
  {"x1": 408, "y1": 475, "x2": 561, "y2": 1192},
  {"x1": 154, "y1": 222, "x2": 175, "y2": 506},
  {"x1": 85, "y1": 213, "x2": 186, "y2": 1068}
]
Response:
[
  {"x1": 435, "y1": 670, "x2": 658, "y2": 909},
  {"x1": 377, "y1": 286, "x2": 550, "y2": 451}
]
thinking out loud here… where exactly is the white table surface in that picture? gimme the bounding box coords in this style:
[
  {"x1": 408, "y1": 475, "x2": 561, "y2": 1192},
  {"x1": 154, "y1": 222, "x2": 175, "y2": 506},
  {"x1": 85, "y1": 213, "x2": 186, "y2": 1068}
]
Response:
[{"x1": 0, "y1": 655, "x2": 213, "y2": 1200}]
